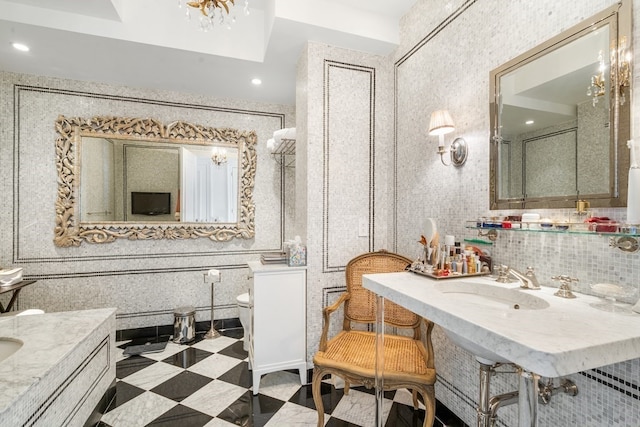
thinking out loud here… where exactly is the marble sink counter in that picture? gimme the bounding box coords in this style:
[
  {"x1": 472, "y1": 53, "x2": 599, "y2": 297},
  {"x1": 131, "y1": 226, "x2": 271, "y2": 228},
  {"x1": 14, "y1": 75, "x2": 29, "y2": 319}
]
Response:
[
  {"x1": 0, "y1": 308, "x2": 116, "y2": 416},
  {"x1": 363, "y1": 272, "x2": 640, "y2": 377}
]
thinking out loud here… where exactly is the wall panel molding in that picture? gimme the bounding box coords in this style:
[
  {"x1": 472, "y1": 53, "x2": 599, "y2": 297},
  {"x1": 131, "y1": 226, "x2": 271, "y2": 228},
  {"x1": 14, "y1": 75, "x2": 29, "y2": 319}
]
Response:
[
  {"x1": 322, "y1": 61, "x2": 375, "y2": 272},
  {"x1": 11, "y1": 84, "x2": 288, "y2": 264}
]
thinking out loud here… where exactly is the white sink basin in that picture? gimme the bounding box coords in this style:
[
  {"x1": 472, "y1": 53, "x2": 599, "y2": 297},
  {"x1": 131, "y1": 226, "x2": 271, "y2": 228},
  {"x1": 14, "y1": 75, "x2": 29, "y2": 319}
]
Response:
[
  {"x1": 434, "y1": 282, "x2": 549, "y2": 364},
  {"x1": 0, "y1": 338, "x2": 23, "y2": 362},
  {"x1": 434, "y1": 281, "x2": 550, "y2": 310}
]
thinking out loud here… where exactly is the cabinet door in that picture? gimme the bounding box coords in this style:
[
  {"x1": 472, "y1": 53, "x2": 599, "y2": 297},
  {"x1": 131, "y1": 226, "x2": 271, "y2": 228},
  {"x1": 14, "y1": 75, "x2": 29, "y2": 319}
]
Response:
[{"x1": 252, "y1": 270, "x2": 305, "y2": 367}]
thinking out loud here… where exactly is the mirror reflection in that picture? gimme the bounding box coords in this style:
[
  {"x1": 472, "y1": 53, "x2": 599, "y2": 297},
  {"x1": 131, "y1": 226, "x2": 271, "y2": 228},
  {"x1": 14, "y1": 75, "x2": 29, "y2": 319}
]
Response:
[
  {"x1": 54, "y1": 115, "x2": 256, "y2": 246},
  {"x1": 490, "y1": 2, "x2": 631, "y2": 209},
  {"x1": 498, "y1": 27, "x2": 610, "y2": 199},
  {"x1": 80, "y1": 137, "x2": 239, "y2": 223}
]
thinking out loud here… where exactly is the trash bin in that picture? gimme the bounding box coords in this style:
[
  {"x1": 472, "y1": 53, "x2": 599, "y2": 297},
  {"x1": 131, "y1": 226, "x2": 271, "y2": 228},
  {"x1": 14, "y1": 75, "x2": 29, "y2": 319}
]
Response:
[{"x1": 173, "y1": 305, "x2": 196, "y2": 344}]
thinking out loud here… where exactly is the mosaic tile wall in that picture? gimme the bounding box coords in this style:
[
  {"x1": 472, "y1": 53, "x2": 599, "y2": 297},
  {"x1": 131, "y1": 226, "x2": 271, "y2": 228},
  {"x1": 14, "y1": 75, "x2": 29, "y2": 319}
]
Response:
[
  {"x1": 0, "y1": 71, "x2": 294, "y2": 330},
  {"x1": 393, "y1": 0, "x2": 640, "y2": 425},
  {"x1": 295, "y1": 42, "x2": 394, "y2": 365}
]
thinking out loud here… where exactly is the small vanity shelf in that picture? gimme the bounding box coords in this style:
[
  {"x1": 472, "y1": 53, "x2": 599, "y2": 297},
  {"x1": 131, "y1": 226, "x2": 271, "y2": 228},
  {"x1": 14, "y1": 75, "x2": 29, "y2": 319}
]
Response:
[
  {"x1": 465, "y1": 221, "x2": 640, "y2": 252},
  {"x1": 271, "y1": 138, "x2": 296, "y2": 167}
]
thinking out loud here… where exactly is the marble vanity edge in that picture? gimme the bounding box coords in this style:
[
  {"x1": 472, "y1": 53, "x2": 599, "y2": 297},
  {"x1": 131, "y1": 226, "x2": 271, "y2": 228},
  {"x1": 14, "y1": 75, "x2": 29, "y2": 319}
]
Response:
[
  {"x1": 0, "y1": 308, "x2": 117, "y2": 419},
  {"x1": 363, "y1": 273, "x2": 640, "y2": 378}
]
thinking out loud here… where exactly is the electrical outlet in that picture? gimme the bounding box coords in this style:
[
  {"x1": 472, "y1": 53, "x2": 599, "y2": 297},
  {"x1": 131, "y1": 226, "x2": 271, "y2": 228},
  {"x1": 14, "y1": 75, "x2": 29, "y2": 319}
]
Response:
[{"x1": 358, "y1": 218, "x2": 369, "y2": 237}]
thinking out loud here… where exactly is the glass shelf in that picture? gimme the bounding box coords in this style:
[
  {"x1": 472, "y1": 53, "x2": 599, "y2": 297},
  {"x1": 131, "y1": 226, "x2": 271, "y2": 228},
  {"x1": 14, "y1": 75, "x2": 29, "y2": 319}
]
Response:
[{"x1": 465, "y1": 221, "x2": 640, "y2": 238}]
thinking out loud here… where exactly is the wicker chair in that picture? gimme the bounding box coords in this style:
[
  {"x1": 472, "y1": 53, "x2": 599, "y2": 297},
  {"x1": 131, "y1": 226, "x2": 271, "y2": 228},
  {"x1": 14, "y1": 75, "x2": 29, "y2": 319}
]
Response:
[{"x1": 312, "y1": 250, "x2": 436, "y2": 427}]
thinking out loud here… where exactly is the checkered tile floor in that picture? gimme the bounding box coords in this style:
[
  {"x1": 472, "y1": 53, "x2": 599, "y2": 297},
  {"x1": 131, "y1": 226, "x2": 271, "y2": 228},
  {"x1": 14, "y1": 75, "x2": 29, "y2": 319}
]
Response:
[{"x1": 99, "y1": 328, "x2": 465, "y2": 427}]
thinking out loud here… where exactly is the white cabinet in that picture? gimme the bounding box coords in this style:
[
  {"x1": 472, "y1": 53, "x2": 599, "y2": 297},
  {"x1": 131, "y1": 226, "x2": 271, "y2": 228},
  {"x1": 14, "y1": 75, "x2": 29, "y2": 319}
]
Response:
[{"x1": 247, "y1": 261, "x2": 307, "y2": 395}]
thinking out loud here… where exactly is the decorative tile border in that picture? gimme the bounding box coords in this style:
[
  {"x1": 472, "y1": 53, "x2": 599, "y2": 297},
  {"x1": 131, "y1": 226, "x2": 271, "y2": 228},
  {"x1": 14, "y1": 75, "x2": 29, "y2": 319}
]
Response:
[
  {"x1": 322, "y1": 60, "x2": 376, "y2": 272},
  {"x1": 26, "y1": 336, "x2": 110, "y2": 426}
]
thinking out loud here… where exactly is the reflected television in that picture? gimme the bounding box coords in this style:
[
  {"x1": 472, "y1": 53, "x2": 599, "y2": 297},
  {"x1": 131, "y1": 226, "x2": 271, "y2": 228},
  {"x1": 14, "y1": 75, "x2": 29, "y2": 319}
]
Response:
[{"x1": 131, "y1": 192, "x2": 171, "y2": 216}]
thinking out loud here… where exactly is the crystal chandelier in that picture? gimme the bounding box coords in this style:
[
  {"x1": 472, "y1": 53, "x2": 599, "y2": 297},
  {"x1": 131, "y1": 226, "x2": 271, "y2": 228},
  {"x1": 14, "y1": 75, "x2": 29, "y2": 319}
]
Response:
[
  {"x1": 178, "y1": 0, "x2": 250, "y2": 32},
  {"x1": 586, "y1": 50, "x2": 606, "y2": 107},
  {"x1": 211, "y1": 147, "x2": 228, "y2": 166}
]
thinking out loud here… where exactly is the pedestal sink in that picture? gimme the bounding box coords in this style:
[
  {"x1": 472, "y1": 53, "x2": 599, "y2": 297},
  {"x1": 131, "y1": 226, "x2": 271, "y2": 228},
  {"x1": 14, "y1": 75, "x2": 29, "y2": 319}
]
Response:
[
  {"x1": 0, "y1": 338, "x2": 23, "y2": 362},
  {"x1": 363, "y1": 272, "x2": 640, "y2": 427},
  {"x1": 434, "y1": 281, "x2": 553, "y2": 426}
]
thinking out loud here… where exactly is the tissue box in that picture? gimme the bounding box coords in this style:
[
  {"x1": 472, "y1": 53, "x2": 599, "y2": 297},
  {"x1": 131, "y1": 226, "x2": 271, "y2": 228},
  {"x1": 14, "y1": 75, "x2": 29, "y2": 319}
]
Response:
[{"x1": 286, "y1": 245, "x2": 307, "y2": 267}]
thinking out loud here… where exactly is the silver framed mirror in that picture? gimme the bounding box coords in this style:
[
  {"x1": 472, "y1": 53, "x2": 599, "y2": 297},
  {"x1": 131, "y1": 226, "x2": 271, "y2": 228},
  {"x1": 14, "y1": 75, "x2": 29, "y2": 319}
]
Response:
[
  {"x1": 489, "y1": 1, "x2": 631, "y2": 210},
  {"x1": 54, "y1": 115, "x2": 257, "y2": 246}
]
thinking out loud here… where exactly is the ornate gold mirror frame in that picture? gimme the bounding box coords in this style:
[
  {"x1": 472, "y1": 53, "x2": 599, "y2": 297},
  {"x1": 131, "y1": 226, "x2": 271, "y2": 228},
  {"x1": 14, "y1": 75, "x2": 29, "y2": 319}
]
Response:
[{"x1": 54, "y1": 115, "x2": 257, "y2": 247}]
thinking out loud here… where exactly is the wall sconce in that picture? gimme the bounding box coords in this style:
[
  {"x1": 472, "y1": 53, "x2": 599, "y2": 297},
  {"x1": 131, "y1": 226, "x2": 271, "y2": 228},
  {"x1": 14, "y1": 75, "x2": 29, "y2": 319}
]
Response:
[
  {"x1": 428, "y1": 109, "x2": 468, "y2": 167},
  {"x1": 612, "y1": 36, "x2": 631, "y2": 105}
]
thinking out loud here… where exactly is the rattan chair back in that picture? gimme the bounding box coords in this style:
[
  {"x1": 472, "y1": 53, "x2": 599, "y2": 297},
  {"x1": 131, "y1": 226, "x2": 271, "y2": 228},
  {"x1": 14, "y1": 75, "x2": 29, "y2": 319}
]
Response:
[{"x1": 344, "y1": 250, "x2": 420, "y2": 331}]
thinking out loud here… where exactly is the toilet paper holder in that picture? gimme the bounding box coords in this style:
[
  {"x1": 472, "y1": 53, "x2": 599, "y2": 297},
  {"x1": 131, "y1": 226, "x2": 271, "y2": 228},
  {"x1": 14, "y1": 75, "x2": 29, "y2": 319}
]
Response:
[{"x1": 203, "y1": 269, "x2": 222, "y2": 339}]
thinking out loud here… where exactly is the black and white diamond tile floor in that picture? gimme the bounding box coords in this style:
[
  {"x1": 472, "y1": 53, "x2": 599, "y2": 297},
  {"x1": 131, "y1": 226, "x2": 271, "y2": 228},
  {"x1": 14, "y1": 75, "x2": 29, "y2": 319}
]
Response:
[{"x1": 99, "y1": 329, "x2": 466, "y2": 427}]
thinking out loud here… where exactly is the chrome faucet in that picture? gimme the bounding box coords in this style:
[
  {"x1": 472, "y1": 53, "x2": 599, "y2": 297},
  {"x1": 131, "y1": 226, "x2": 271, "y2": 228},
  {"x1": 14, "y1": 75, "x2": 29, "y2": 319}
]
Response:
[{"x1": 495, "y1": 265, "x2": 541, "y2": 290}]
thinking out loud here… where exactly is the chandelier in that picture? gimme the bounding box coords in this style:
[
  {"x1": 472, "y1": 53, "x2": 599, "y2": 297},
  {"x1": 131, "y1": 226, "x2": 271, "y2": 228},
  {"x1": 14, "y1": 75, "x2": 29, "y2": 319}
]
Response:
[
  {"x1": 179, "y1": 0, "x2": 250, "y2": 31},
  {"x1": 211, "y1": 147, "x2": 228, "y2": 166}
]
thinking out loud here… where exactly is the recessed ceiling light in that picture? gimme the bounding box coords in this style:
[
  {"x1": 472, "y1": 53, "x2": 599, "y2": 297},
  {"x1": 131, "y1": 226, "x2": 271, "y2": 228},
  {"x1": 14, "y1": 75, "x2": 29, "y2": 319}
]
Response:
[
  {"x1": 525, "y1": 120, "x2": 534, "y2": 125},
  {"x1": 251, "y1": 78, "x2": 262, "y2": 86},
  {"x1": 12, "y1": 42, "x2": 29, "y2": 52}
]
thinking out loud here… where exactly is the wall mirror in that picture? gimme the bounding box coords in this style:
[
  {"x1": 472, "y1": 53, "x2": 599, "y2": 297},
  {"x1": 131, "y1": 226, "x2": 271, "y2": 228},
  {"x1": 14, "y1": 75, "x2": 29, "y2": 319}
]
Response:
[
  {"x1": 54, "y1": 115, "x2": 257, "y2": 246},
  {"x1": 489, "y1": 1, "x2": 631, "y2": 209}
]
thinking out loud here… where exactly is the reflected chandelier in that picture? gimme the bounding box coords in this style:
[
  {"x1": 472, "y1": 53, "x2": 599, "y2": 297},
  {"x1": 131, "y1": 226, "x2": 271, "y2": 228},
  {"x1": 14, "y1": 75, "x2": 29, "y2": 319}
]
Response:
[
  {"x1": 586, "y1": 50, "x2": 606, "y2": 107},
  {"x1": 211, "y1": 147, "x2": 228, "y2": 166},
  {"x1": 179, "y1": 0, "x2": 250, "y2": 31}
]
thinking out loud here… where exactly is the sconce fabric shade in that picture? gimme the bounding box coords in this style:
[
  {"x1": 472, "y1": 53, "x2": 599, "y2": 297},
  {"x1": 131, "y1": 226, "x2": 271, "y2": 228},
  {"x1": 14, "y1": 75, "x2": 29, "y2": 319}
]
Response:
[{"x1": 428, "y1": 110, "x2": 455, "y2": 136}]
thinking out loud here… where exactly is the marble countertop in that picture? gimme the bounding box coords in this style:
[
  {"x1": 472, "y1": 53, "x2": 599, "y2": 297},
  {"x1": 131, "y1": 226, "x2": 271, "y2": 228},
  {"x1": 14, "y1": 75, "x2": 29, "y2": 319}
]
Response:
[
  {"x1": 0, "y1": 308, "x2": 116, "y2": 413},
  {"x1": 363, "y1": 272, "x2": 640, "y2": 377}
]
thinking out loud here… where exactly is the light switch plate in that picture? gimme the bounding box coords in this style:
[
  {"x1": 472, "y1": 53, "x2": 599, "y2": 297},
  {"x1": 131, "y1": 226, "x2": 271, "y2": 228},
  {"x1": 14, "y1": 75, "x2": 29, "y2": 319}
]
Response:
[{"x1": 358, "y1": 218, "x2": 369, "y2": 237}]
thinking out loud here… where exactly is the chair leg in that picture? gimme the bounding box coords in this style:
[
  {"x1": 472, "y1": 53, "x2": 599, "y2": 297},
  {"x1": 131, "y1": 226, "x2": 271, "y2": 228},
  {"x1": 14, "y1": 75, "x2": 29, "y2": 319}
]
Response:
[
  {"x1": 311, "y1": 368, "x2": 326, "y2": 427},
  {"x1": 412, "y1": 389, "x2": 419, "y2": 409},
  {"x1": 344, "y1": 379, "x2": 350, "y2": 395},
  {"x1": 421, "y1": 387, "x2": 436, "y2": 427}
]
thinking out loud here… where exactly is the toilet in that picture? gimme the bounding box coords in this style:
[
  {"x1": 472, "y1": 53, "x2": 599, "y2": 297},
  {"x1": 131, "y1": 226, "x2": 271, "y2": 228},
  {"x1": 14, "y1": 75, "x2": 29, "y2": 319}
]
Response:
[{"x1": 236, "y1": 293, "x2": 250, "y2": 351}]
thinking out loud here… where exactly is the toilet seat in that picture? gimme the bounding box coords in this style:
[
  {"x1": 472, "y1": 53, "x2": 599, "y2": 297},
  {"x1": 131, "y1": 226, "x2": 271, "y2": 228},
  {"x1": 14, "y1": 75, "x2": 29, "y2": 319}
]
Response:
[{"x1": 237, "y1": 292, "x2": 250, "y2": 307}]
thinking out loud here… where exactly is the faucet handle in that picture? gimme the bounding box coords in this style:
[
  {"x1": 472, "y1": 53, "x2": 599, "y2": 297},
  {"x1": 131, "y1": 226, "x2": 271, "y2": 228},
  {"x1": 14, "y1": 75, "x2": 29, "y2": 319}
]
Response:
[
  {"x1": 551, "y1": 275, "x2": 578, "y2": 299},
  {"x1": 551, "y1": 275, "x2": 578, "y2": 283},
  {"x1": 495, "y1": 265, "x2": 512, "y2": 283}
]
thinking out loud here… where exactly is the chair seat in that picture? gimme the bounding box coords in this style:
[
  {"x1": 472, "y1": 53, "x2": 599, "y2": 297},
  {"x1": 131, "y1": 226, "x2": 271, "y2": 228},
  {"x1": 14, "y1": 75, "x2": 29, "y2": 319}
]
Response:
[{"x1": 313, "y1": 330, "x2": 436, "y2": 384}]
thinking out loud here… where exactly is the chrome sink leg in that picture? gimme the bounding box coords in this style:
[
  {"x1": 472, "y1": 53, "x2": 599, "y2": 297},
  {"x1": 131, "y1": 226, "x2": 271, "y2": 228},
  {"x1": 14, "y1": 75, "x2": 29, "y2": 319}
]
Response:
[
  {"x1": 518, "y1": 369, "x2": 540, "y2": 427},
  {"x1": 477, "y1": 361, "x2": 520, "y2": 427},
  {"x1": 477, "y1": 362, "x2": 493, "y2": 427}
]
